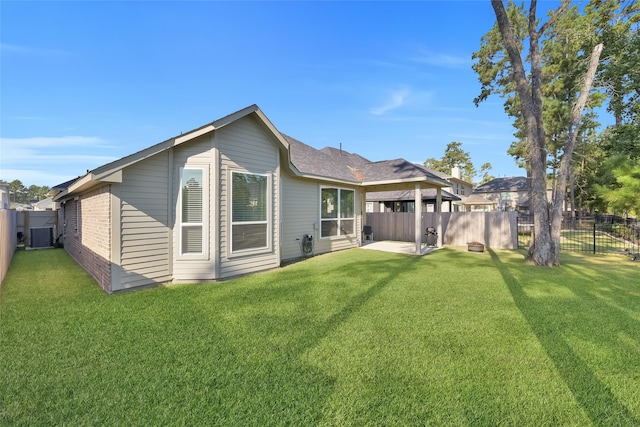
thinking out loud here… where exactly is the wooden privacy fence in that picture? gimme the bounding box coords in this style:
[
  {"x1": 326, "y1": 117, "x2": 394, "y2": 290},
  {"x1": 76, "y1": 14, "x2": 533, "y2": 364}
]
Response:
[
  {"x1": 365, "y1": 212, "x2": 518, "y2": 249},
  {"x1": 17, "y1": 210, "x2": 57, "y2": 248},
  {"x1": 1, "y1": 209, "x2": 18, "y2": 286}
]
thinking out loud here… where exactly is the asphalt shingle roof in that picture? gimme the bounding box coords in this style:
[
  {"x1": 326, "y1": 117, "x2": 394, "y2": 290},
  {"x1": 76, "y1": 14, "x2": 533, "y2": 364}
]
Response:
[
  {"x1": 285, "y1": 135, "x2": 363, "y2": 182},
  {"x1": 473, "y1": 176, "x2": 529, "y2": 193},
  {"x1": 285, "y1": 135, "x2": 448, "y2": 186}
]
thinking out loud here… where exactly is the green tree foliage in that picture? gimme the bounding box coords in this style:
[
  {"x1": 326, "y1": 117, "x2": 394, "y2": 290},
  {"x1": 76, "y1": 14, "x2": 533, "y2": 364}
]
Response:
[
  {"x1": 474, "y1": 1, "x2": 640, "y2": 220},
  {"x1": 474, "y1": 0, "x2": 604, "y2": 266},
  {"x1": 474, "y1": 1, "x2": 605, "y2": 175},
  {"x1": 423, "y1": 141, "x2": 484, "y2": 183},
  {"x1": 588, "y1": 1, "x2": 640, "y2": 216},
  {"x1": 594, "y1": 155, "x2": 640, "y2": 216},
  {"x1": 479, "y1": 162, "x2": 496, "y2": 185},
  {"x1": 0, "y1": 179, "x2": 50, "y2": 204}
]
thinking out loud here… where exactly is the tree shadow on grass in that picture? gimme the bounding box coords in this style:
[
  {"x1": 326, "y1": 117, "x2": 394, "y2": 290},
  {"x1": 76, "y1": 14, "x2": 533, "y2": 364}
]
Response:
[
  {"x1": 489, "y1": 249, "x2": 639, "y2": 426},
  {"x1": 184, "y1": 251, "x2": 427, "y2": 424}
]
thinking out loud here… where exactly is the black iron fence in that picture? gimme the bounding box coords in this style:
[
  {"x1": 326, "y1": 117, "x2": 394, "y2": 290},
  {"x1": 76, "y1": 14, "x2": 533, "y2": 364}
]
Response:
[{"x1": 517, "y1": 214, "x2": 640, "y2": 256}]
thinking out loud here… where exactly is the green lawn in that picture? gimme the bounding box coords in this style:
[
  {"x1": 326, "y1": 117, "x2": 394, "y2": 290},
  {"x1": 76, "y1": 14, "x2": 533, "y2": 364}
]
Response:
[{"x1": 1, "y1": 248, "x2": 639, "y2": 426}]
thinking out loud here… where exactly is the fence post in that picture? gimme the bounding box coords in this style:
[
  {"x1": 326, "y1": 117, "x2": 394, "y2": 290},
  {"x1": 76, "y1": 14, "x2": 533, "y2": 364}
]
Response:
[{"x1": 593, "y1": 222, "x2": 596, "y2": 254}]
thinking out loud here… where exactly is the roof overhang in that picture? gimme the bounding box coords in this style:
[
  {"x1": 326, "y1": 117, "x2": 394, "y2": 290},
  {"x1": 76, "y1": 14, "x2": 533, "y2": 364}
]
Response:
[
  {"x1": 361, "y1": 176, "x2": 449, "y2": 193},
  {"x1": 55, "y1": 104, "x2": 291, "y2": 201}
]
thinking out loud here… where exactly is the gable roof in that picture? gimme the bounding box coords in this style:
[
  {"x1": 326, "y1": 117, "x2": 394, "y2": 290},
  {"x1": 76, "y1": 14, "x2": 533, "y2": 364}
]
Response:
[
  {"x1": 285, "y1": 135, "x2": 364, "y2": 183},
  {"x1": 473, "y1": 176, "x2": 529, "y2": 193},
  {"x1": 55, "y1": 105, "x2": 289, "y2": 200},
  {"x1": 285, "y1": 135, "x2": 448, "y2": 188},
  {"x1": 361, "y1": 159, "x2": 443, "y2": 183},
  {"x1": 54, "y1": 104, "x2": 449, "y2": 200}
]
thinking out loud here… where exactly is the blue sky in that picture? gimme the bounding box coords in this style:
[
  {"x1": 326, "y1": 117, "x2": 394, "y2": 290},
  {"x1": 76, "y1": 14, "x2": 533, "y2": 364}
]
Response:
[{"x1": 1, "y1": 1, "x2": 532, "y2": 187}]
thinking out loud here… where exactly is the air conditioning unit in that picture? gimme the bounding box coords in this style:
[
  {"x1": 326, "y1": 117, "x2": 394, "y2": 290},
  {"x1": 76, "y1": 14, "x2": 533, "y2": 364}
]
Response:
[{"x1": 30, "y1": 227, "x2": 53, "y2": 248}]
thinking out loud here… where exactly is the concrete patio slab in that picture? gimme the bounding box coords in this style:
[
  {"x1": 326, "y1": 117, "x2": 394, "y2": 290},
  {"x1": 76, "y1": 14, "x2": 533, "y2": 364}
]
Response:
[{"x1": 359, "y1": 240, "x2": 439, "y2": 256}]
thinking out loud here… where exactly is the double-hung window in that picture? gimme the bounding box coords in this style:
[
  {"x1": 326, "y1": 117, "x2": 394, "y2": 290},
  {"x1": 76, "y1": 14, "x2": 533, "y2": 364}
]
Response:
[
  {"x1": 180, "y1": 168, "x2": 206, "y2": 256},
  {"x1": 231, "y1": 172, "x2": 269, "y2": 252},
  {"x1": 320, "y1": 187, "x2": 355, "y2": 237}
]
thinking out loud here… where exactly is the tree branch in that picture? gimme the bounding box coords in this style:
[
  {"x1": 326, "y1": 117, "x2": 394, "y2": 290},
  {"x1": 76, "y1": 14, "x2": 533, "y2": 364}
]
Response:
[
  {"x1": 539, "y1": 0, "x2": 571, "y2": 36},
  {"x1": 552, "y1": 43, "x2": 604, "y2": 230}
]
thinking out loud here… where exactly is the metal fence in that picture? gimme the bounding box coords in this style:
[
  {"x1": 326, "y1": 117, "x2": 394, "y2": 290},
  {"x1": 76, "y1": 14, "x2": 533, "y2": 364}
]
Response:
[{"x1": 517, "y1": 215, "x2": 640, "y2": 256}]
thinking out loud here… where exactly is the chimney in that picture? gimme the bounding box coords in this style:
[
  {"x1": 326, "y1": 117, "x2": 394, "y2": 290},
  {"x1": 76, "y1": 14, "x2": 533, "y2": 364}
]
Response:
[{"x1": 451, "y1": 164, "x2": 461, "y2": 179}]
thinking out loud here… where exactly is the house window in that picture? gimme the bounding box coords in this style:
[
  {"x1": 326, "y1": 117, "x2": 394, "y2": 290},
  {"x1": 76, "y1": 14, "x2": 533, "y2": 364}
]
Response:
[
  {"x1": 180, "y1": 168, "x2": 206, "y2": 255},
  {"x1": 231, "y1": 172, "x2": 268, "y2": 252},
  {"x1": 321, "y1": 187, "x2": 354, "y2": 237}
]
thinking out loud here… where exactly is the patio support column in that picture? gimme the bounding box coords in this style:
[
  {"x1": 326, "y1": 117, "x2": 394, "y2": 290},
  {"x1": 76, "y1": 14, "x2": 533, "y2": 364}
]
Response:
[
  {"x1": 436, "y1": 187, "x2": 443, "y2": 247},
  {"x1": 415, "y1": 183, "x2": 422, "y2": 254},
  {"x1": 361, "y1": 188, "x2": 367, "y2": 246}
]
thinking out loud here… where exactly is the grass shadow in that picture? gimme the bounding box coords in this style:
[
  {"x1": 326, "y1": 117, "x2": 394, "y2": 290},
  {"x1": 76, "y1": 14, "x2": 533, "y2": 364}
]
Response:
[
  {"x1": 489, "y1": 249, "x2": 639, "y2": 425},
  {"x1": 179, "y1": 250, "x2": 427, "y2": 423}
]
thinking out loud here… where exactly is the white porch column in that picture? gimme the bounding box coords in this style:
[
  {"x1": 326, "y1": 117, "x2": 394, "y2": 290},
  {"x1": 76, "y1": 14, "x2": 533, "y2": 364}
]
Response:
[
  {"x1": 361, "y1": 188, "x2": 367, "y2": 246},
  {"x1": 415, "y1": 183, "x2": 422, "y2": 254},
  {"x1": 436, "y1": 187, "x2": 443, "y2": 247}
]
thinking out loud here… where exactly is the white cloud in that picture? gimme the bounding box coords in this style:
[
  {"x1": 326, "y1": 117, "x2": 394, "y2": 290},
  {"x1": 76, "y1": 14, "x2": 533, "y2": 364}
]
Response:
[
  {"x1": 410, "y1": 49, "x2": 469, "y2": 69},
  {"x1": 0, "y1": 136, "x2": 108, "y2": 148},
  {"x1": 370, "y1": 87, "x2": 411, "y2": 116},
  {"x1": 0, "y1": 43, "x2": 69, "y2": 56},
  {"x1": 0, "y1": 136, "x2": 118, "y2": 185}
]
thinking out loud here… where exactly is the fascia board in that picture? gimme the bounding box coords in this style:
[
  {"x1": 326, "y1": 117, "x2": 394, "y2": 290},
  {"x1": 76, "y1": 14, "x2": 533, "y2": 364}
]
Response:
[
  {"x1": 362, "y1": 176, "x2": 449, "y2": 188},
  {"x1": 52, "y1": 189, "x2": 69, "y2": 202},
  {"x1": 175, "y1": 125, "x2": 215, "y2": 144},
  {"x1": 93, "y1": 169, "x2": 123, "y2": 183},
  {"x1": 295, "y1": 172, "x2": 360, "y2": 186}
]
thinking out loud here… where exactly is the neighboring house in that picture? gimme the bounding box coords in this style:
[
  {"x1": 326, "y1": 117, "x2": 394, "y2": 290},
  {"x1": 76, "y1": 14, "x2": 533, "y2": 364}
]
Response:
[
  {"x1": 447, "y1": 165, "x2": 475, "y2": 211},
  {"x1": 366, "y1": 188, "x2": 460, "y2": 213},
  {"x1": 463, "y1": 194, "x2": 500, "y2": 212},
  {"x1": 12, "y1": 203, "x2": 33, "y2": 211},
  {"x1": 366, "y1": 165, "x2": 473, "y2": 213},
  {"x1": 51, "y1": 105, "x2": 449, "y2": 293},
  {"x1": 33, "y1": 197, "x2": 54, "y2": 211},
  {"x1": 467, "y1": 176, "x2": 530, "y2": 212}
]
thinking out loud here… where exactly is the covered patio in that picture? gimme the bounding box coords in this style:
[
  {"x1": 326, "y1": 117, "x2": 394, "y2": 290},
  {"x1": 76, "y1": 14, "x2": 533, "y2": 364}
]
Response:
[{"x1": 358, "y1": 159, "x2": 450, "y2": 255}]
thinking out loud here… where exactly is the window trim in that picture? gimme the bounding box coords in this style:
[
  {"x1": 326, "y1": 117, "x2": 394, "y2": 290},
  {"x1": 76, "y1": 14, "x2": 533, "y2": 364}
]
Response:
[
  {"x1": 229, "y1": 170, "x2": 271, "y2": 255},
  {"x1": 178, "y1": 166, "x2": 209, "y2": 259},
  {"x1": 319, "y1": 186, "x2": 356, "y2": 239}
]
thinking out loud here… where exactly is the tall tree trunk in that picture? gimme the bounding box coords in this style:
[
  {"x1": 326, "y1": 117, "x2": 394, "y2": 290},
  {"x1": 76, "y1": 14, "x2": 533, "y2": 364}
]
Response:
[
  {"x1": 492, "y1": 0, "x2": 553, "y2": 265},
  {"x1": 550, "y1": 43, "x2": 604, "y2": 262},
  {"x1": 492, "y1": 0, "x2": 571, "y2": 266}
]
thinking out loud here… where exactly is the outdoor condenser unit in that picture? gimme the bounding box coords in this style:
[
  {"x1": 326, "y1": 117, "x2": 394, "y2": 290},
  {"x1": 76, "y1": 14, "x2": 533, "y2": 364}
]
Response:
[{"x1": 30, "y1": 227, "x2": 53, "y2": 248}]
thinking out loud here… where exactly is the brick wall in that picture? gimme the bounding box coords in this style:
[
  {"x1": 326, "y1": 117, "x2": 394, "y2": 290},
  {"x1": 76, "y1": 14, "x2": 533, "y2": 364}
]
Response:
[{"x1": 63, "y1": 185, "x2": 112, "y2": 292}]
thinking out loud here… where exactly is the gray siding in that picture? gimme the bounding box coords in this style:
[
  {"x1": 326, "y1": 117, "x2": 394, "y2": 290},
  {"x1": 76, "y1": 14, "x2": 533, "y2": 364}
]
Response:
[
  {"x1": 281, "y1": 173, "x2": 362, "y2": 261},
  {"x1": 116, "y1": 151, "x2": 172, "y2": 290},
  {"x1": 218, "y1": 116, "x2": 280, "y2": 278},
  {"x1": 281, "y1": 172, "x2": 318, "y2": 260}
]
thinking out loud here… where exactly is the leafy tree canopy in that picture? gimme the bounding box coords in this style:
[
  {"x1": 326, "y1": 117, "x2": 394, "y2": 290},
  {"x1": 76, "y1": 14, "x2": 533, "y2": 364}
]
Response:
[
  {"x1": 423, "y1": 141, "x2": 491, "y2": 184},
  {"x1": 594, "y1": 155, "x2": 640, "y2": 216},
  {"x1": 0, "y1": 180, "x2": 50, "y2": 204}
]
